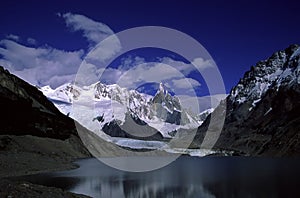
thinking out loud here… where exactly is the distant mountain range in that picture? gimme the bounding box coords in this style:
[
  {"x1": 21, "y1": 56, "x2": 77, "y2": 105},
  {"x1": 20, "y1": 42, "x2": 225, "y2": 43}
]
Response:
[
  {"x1": 193, "y1": 44, "x2": 300, "y2": 156},
  {"x1": 1, "y1": 44, "x2": 299, "y2": 157},
  {"x1": 40, "y1": 44, "x2": 300, "y2": 156},
  {"x1": 40, "y1": 82, "x2": 203, "y2": 141}
]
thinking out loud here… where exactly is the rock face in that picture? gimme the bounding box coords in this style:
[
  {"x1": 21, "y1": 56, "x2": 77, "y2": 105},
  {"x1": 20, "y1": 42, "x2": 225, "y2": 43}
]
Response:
[
  {"x1": 193, "y1": 44, "x2": 300, "y2": 156},
  {"x1": 151, "y1": 82, "x2": 188, "y2": 125},
  {"x1": 0, "y1": 66, "x2": 81, "y2": 140},
  {"x1": 0, "y1": 135, "x2": 89, "y2": 177},
  {"x1": 0, "y1": 179, "x2": 90, "y2": 198},
  {"x1": 101, "y1": 83, "x2": 192, "y2": 140},
  {"x1": 102, "y1": 113, "x2": 164, "y2": 141},
  {"x1": 41, "y1": 81, "x2": 199, "y2": 139},
  {"x1": 0, "y1": 66, "x2": 90, "y2": 177}
]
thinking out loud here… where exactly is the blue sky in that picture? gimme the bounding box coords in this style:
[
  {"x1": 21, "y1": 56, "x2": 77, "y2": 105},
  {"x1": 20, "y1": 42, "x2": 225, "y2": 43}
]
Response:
[{"x1": 0, "y1": 0, "x2": 300, "y2": 96}]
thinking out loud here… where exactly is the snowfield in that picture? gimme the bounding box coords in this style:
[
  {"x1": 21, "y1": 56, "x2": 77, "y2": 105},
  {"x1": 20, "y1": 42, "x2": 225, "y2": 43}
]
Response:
[{"x1": 40, "y1": 82, "x2": 215, "y2": 156}]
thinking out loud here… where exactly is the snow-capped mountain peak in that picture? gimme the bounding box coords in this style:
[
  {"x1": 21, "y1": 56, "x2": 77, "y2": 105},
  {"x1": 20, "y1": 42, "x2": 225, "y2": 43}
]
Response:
[
  {"x1": 229, "y1": 44, "x2": 300, "y2": 108},
  {"x1": 40, "y1": 83, "x2": 81, "y2": 103},
  {"x1": 159, "y1": 82, "x2": 164, "y2": 92},
  {"x1": 40, "y1": 81, "x2": 201, "y2": 139}
]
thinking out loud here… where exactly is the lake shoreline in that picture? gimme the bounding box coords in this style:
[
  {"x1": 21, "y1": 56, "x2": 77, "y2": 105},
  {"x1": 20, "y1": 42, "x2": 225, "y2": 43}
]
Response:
[
  {"x1": 0, "y1": 134, "x2": 92, "y2": 197},
  {"x1": 6, "y1": 156, "x2": 300, "y2": 198}
]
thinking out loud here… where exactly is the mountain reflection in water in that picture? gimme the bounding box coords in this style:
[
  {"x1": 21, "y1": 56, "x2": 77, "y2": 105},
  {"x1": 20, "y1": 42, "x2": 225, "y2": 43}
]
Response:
[{"x1": 19, "y1": 156, "x2": 300, "y2": 198}]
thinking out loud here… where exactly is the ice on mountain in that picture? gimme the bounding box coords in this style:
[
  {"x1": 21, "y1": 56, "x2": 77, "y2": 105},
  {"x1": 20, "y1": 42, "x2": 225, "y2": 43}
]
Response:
[
  {"x1": 112, "y1": 138, "x2": 167, "y2": 150},
  {"x1": 264, "y1": 107, "x2": 273, "y2": 116},
  {"x1": 290, "y1": 47, "x2": 300, "y2": 59},
  {"x1": 163, "y1": 148, "x2": 215, "y2": 157},
  {"x1": 159, "y1": 82, "x2": 164, "y2": 92},
  {"x1": 40, "y1": 80, "x2": 200, "y2": 140},
  {"x1": 249, "y1": 98, "x2": 261, "y2": 111},
  {"x1": 230, "y1": 45, "x2": 300, "y2": 106},
  {"x1": 236, "y1": 96, "x2": 246, "y2": 103},
  {"x1": 297, "y1": 76, "x2": 300, "y2": 84}
]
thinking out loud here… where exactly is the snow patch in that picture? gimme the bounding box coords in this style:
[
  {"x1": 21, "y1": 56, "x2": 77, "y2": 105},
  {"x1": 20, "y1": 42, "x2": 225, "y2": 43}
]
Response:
[
  {"x1": 112, "y1": 138, "x2": 167, "y2": 150},
  {"x1": 264, "y1": 107, "x2": 272, "y2": 116},
  {"x1": 163, "y1": 148, "x2": 215, "y2": 157},
  {"x1": 111, "y1": 138, "x2": 216, "y2": 157},
  {"x1": 290, "y1": 48, "x2": 300, "y2": 59}
]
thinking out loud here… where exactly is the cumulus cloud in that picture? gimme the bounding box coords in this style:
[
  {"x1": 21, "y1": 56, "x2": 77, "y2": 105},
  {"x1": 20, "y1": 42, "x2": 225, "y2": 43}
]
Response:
[
  {"x1": 58, "y1": 12, "x2": 114, "y2": 45},
  {"x1": 0, "y1": 13, "x2": 123, "y2": 88},
  {"x1": 75, "y1": 61, "x2": 107, "y2": 86},
  {"x1": 0, "y1": 39, "x2": 84, "y2": 88},
  {"x1": 177, "y1": 94, "x2": 227, "y2": 114},
  {"x1": 6, "y1": 34, "x2": 20, "y2": 42},
  {"x1": 0, "y1": 13, "x2": 211, "y2": 95},
  {"x1": 58, "y1": 12, "x2": 121, "y2": 62},
  {"x1": 115, "y1": 62, "x2": 182, "y2": 89},
  {"x1": 27, "y1": 37, "x2": 37, "y2": 45},
  {"x1": 159, "y1": 57, "x2": 195, "y2": 75},
  {"x1": 172, "y1": 78, "x2": 201, "y2": 89},
  {"x1": 191, "y1": 57, "x2": 214, "y2": 70},
  {"x1": 95, "y1": 56, "x2": 203, "y2": 96},
  {"x1": 85, "y1": 34, "x2": 121, "y2": 63}
]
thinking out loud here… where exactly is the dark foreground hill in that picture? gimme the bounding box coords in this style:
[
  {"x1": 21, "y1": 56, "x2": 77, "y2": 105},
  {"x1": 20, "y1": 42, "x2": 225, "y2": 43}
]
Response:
[{"x1": 0, "y1": 66, "x2": 91, "y2": 197}]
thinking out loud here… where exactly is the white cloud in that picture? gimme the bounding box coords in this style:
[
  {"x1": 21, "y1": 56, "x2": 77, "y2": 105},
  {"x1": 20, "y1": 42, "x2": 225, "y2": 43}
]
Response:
[
  {"x1": 0, "y1": 13, "x2": 122, "y2": 88},
  {"x1": 159, "y1": 56, "x2": 215, "y2": 74},
  {"x1": 0, "y1": 39, "x2": 84, "y2": 88},
  {"x1": 27, "y1": 37, "x2": 37, "y2": 45},
  {"x1": 83, "y1": 56, "x2": 204, "y2": 96},
  {"x1": 59, "y1": 12, "x2": 113, "y2": 45},
  {"x1": 119, "y1": 56, "x2": 146, "y2": 70},
  {"x1": 172, "y1": 78, "x2": 201, "y2": 89},
  {"x1": 59, "y1": 12, "x2": 121, "y2": 62},
  {"x1": 191, "y1": 57, "x2": 214, "y2": 70},
  {"x1": 159, "y1": 57, "x2": 195, "y2": 75},
  {"x1": 6, "y1": 34, "x2": 20, "y2": 42},
  {"x1": 98, "y1": 57, "x2": 201, "y2": 96},
  {"x1": 177, "y1": 94, "x2": 227, "y2": 114},
  {"x1": 116, "y1": 62, "x2": 183, "y2": 89},
  {"x1": 75, "y1": 61, "x2": 103, "y2": 86},
  {"x1": 0, "y1": 13, "x2": 213, "y2": 94},
  {"x1": 85, "y1": 34, "x2": 121, "y2": 63}
]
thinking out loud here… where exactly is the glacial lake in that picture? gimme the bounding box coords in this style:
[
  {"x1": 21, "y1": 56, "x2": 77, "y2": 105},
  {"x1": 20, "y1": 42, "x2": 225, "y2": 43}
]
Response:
[{"x1": 18, "y1": 156, "x2": 300, "y2": 198}]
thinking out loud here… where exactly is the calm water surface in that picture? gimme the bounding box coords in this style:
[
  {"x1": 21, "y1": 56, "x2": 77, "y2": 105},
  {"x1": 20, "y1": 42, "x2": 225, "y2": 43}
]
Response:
[{"x1": 19, "y1": 156, "x2": 300, "y2": 198}]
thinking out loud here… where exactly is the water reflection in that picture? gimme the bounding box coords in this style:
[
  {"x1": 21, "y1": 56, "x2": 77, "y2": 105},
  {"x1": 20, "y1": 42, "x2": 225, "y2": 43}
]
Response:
[
  {"x1": 54, "y1": 157, "x2": 215, "y2": 198},
  {"x1": 18, "y1": 156, "x2": 300, "y2": 198}
]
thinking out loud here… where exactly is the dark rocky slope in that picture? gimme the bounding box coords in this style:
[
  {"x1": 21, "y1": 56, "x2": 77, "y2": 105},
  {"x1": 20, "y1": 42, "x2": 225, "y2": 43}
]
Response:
[
  {"x1": 0, "y1": 66, "x2": 91, "y2": 196},
  {"x1": 0, "y1": 179, "x2": 90, "y2": 198},
  {"x1": 102, "y1": 113, "x2": 164, "y2": 141},
  {"x1": 0, "y1": 66, "x2": 91, "y2": 171},
  {"x1": 192, "y1": 44, "x2": 300, "y2": 156},
  {"x1": 0, "y1": 66, "x2": 81, "y2": 140}
]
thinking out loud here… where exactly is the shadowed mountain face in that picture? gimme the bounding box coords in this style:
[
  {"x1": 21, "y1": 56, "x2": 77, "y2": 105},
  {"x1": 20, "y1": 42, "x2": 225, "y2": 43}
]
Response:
[
  {"x1": 40, "y1": 81, "x2": 200, "y2": 141},
  {"x1": 102, "y1": 113, "x2": 164, "y2": 141},
  {"x1": 0, "y1": 66, "x2": 91, "y2": 180},
  {"x1": 193, "y1": 44, "x2": 300, "y2": 156},
  {"x1": 0, "y1": 66, "x2": 80, "y2": 140}
]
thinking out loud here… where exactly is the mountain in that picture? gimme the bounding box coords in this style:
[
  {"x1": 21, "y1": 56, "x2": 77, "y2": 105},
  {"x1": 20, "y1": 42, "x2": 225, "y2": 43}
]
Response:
[
  {"x1": 192, "y1": 44, "x2": 300, "y2": 156},
  {"x1": 196, "y1": 108, "x2": 214, "y2": 123},
  {"x1": 0, "y1": 66, "x2": 90, "y2": 177},
  {"x1": 0, "y1": 66, "x2": 80, "y2": 139},
  {"x1": 41, "y1": 82, "x2": 200, "y2": 140}
]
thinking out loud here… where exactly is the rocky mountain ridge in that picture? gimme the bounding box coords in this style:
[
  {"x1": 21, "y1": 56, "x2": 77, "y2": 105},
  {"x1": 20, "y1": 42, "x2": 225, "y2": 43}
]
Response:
[
  {"x1": 193, "y1": 44, "x2": 300, "y2": 156},
  {"x1": 41, "y1": 81, "x2": 200, "y2": 140},
  {"x1": 0, "y1": 66, "x2": 80, "y2": 140},
  {"x1": 0, "y1": 65, "x2": 91, "y2": 178}
]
